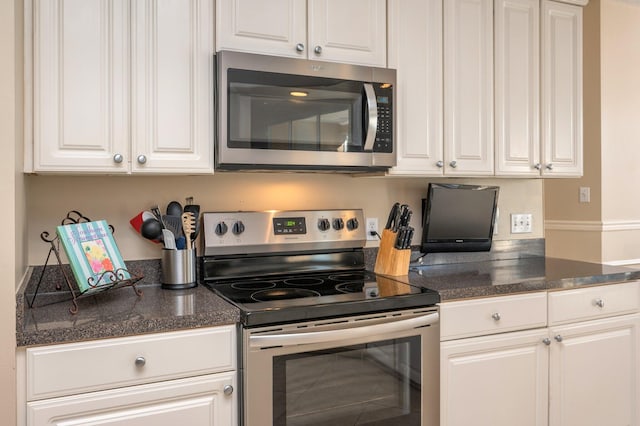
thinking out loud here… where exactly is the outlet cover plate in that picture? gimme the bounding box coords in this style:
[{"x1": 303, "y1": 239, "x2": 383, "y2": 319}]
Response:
[{"x1": 511, "y1": 213, "x2": 532, "y2": 234}]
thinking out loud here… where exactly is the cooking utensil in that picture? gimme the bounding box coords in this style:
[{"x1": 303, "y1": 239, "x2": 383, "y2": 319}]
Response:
[
  {"x1": 166, "y1": 201, "x2": 183, "y2": 217},
  {"x1": 162, "y1": 229, "x2": 177, "y2": 250},
  {"x1": 181, "y1": 212, "x2": 196, "y2": 248},
  {"x1": 141, "y1": 218, "x2": 163, "y2": 241},
  {"x1": 162, "y1": 214, "x2": 183, "y2": 238},
  {"x1": 183, "y1": 203, "x2": 200, "y2": 241}
]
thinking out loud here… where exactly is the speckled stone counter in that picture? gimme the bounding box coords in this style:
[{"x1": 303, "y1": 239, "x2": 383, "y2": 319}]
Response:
[
  {"x1": 17, "y1": 260, "x2": 240, "y2": 347},
  {"x1": 406, "y1": 256, "x2": 640, "y2": 301}
]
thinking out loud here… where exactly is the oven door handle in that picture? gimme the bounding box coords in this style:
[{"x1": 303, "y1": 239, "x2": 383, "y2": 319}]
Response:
[{"x1": 249, "y1": 312, "x2": 439, "y2": 348}]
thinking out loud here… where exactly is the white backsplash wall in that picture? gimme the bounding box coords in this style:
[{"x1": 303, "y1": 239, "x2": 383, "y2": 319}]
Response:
[{"x1": 26, "y1": 174, "x2": 543, "y2": 264}]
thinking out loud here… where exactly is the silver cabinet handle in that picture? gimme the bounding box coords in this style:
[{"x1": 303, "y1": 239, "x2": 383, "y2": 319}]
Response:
[
  {"x1": 491, "y1": 312, "x2": 501, "y2": 321},
  {"x1": 594, "y1": 299, "x2": 605, "y2": 308},
  {"x1": 546, "y1": 163, "x2": 553, "y2": 170},
  {"x1": 314, "y1": 45, "x2": 323, "y2": 54},
  {"x1": 533, "y1": 163, "x2": 542, "y2": 170},
  {"x1": 113, "y1": 153, "x2": 124, "y2": 164},
  {"x1": 137, "y1": 154, "x2": 147, "y2": 164},
  {"x1": 223, "y1": 385, "x2": 234, "y2": 396},
  {"x1": 135, "y1": 356, "x2": 146, "y2": 367},
  {"x1": 554, "y1": 335, "x2": 563, "y2": 342},
  {"x1": 436, "y1": 160, "x2": 444, "y2": 168},
  {"x1": 542, "y1": 338, "x2": 551, "y2": 346},
  {"x1": 449, "y1": 160, "x2": 457, "y2": 168},
  {"x1": 295, "y1": 43, "x2": 305, "y2": 52},
  {"x1": 250, "y1": 312, "x2": 439, "y2": 348},
  {"x1": 362, "y1": 83, "x2": 378, "y2": 151}
]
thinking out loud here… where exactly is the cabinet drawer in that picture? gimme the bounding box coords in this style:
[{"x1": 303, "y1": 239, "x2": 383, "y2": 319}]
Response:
[
  {"x1": 26, "y1": 325, "x2": 236, "y2": 401},
  {"x1": 548, "y1": 281, "x2": 640, "y2": 325},
  {"x1": 440, "y1": 292, "x2": 547, "y2": 340}
]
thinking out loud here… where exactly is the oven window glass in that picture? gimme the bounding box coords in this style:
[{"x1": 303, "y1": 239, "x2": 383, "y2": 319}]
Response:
[
  {"x1": 272, "y1": 336, "x2": 421, "y2": 425},
  {"x1": 228, "y1": 69, "x2": 365, "y2": 152}
]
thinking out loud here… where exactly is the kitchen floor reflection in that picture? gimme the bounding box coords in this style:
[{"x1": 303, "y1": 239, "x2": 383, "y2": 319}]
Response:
[{"x1": 273, "y1": 338, "x2": 421, "y2": 425}]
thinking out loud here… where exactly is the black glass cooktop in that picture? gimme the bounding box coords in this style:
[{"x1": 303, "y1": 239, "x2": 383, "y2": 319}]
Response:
[{"x1": 205, "y1": 270, "x2": 440, "y2": 327}]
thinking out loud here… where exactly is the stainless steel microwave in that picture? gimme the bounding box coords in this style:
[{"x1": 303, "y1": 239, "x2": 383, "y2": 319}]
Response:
[{"x1": 215, "y1": 51, "x2": 396, "y2": 172}]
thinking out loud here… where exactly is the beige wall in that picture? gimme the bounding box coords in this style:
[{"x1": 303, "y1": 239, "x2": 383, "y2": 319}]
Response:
[
  {"x1": 26, "y1": 175, "x2": 543, "y2": 263},
  {"x1": 1, "y1": 0, "x2": 23, "y2": 424}
]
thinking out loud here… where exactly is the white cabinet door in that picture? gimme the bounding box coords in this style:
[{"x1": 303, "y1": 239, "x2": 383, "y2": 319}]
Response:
[
  {"x1": 548, "y1": 314, "x2": 640, "y2": 426},
  {"x1": 131, "y1": 0, "x2": 214, "y2": 173},
  {"x1": 31, "y1": 0, "x2": 130, "y2": 173},
  {"x1": 494, "y1": 0, "x2": 541, "y2": 176},
  {"x1": 27, "y1": 373, "x2": 236, "y2": 426},
  {"x1": 441, "y1": 328, "x2": 549, "y2": 426},
  {"x1": 444, "y1": 0, "x2": 494, "y2": 176},
  {"x1": 308, "y1": 0, "x2": 387, "y2": 66},
  {"x1": 216, "y1": 0, "x2": 307, "y2": 58},
  {"x1": 387, "y1": 0, "x2": 443, "y2": 176},
  {"x1": 541, "y1": 0, "x2": 583, "y2": 177}
]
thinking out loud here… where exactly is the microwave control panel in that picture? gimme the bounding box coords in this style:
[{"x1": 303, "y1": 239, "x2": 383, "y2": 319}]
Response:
[{"x1": 373, "y1": 84, "x2": 393, "y2": 153}]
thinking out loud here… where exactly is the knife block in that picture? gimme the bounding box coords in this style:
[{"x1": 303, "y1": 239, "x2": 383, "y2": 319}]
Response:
[{"x1": 374, "y1": 229, "x2": 411, "y2": 276}]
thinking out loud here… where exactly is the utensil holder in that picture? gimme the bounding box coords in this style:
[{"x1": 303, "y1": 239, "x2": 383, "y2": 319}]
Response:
[
  {"x1": 374, "y1": 229, "x2": 411, "y2": 276},
  {"x1": 161, "y1": 249, "x2": 197, "y2": 290}
]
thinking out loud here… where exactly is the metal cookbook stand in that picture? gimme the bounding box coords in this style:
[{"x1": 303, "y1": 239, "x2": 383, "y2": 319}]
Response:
[{"x1": 29, "y1": 210, "x2": 144, "y2": 314}]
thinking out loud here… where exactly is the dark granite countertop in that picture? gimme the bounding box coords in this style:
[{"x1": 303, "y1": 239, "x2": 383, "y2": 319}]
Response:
[
  {"x1": 16, "y1": 261, "x2": 240, "y2": 347},
  {"x1": 407, "y1": 256, "x2": 640, "y2": 301}
]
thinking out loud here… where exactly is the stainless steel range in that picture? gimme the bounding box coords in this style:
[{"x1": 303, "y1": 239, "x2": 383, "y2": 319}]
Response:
[{"x1": 200, "y1": 209, "x2": 440, "y2": 426}]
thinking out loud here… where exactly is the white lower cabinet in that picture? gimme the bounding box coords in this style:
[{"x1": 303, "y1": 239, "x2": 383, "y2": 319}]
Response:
[
  {"x1": 20, "y1": 326, "x2": 237, "y2": 426},
  {"x1": 440, "y1": 282, "x2": 640, "y2": 426}
]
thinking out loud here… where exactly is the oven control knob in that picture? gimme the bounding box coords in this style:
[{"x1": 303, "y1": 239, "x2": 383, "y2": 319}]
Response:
[
  {"x1": 346, "y1": 217, "x2": 359, "y2": 231},
  {"x1": 333, "y1": 218, "x2": 344, "y2": 230},
  {"x1": 232, "y1": 221, "x2": 245, "y2": 235},
  {"x1": 318, "y1": 218, "x2": 331, "y2": 231},
  {"x1": 215, "y1": 221, "x2": 228, "y2": 236}
]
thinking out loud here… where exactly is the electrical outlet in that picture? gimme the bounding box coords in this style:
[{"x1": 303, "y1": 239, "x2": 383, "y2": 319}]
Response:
[
  {"x1": 366, "y1": 218, "x2": 379, "y2": 241},
  {"x1": 511, "y1": 213, "x2": 532, "y2": 234}
]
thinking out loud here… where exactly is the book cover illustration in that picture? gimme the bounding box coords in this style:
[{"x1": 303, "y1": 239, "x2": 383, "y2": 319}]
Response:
[{"x1": 56, "y1": 220, "x2": 130, "y2": 293}]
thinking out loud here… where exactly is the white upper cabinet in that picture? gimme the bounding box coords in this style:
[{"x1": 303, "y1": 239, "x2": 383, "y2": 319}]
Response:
[
  {"x1": 443, "y1": 0, "x2": 495, "y2": 176},
  {"x1": 541, "y1": 0, "x2": 583, "y2": 177},
  {"x1": 216, "y1": 0, "x2": 387, "y2": 67},
  {"x1": 387, "y1": 0, "x2": 443, "y2": 176},
  {"x1": 494, "y1": 0, "x2": 541, "y2": 176},
  {"x1": 27, "y1": 0, "x2": 214, "y2": 174}
]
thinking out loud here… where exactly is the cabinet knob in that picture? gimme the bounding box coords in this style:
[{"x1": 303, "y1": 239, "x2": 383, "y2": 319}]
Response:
[
  {"x1": 137, "y1": 154, "x2": 147, "y2": 164},
  {"x1": 314, "y1": 45, "x2": 323, "y2": 54},
  {"x1": 533, "y1": 163, "x2": 542, "y2": 170},
  {"x1": 223, "y1": 385, "x2": 234, "y2": 396},
  {"x1": 542, "y1": 338, "x2": 551, "y2": 346},
  {"x1": 295, "y1": 43, "x2": 305, "y2": 52},
  {"x1": 436, "y1": 160, "x2": 444, "y2": 168},
  {"x1": 113, "y1": 153, "x2": 124, "y2": 164},
  {"x1": 545, "y1": 163, "x2": 553, "y2": 170},
  {"x1": 594, "y1": 299, "x2": 605, "y2": 308},
  {"x1": 135, "y1": 356, "x2": 146, "y2": 367},
  {"x1": 491, "y1": 312, "x2": 501, "y2": 321},
  {"x1": 449, "y1": 160, "x2": 457, "y2": 168},
  {"x1": 554, "y1": 335, "x2": 563, "y2": 343}
]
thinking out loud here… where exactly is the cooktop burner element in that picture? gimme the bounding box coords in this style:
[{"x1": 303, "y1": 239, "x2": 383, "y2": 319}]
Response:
[{"x1": 200, "y1": 209, "x2": 440, "y2": 326}]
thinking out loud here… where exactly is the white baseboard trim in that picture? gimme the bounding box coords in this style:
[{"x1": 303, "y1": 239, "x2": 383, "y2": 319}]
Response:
[
  {"x1": 604, "y1": 259, "x2": 640, "y2": 267},
  {"x1": 545, "y1": 220, "x2": 640, "y2": 232}
]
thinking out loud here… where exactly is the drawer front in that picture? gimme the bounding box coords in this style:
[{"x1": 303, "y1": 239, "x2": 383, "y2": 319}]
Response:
[
  {"x1": 27, "y1": 325, "x2": 236, "y2": 401},
  {"x1": 440, "y1": 292, "x2": 547, "y2": 340},
  {"x1": 548, "y1": 281, "x2": 640, "y2": 325}
]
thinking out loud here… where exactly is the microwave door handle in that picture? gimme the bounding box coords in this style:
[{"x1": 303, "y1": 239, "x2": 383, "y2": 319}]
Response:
[
  {"x1": 249, "y1": 312, "x2": 439, "y2": 349},
  {"x1": 363, "y1": 83, "x2": 378, "y2": 152}
]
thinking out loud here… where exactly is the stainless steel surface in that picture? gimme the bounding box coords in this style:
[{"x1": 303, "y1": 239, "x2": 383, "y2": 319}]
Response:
[
  {"x1": 595, "y1": 299, "x2": 605, "y2": 308},
  {"x1": 295, "y1": 43, "x2": 304, "y2": 52},
  {"x1": 436, "y1": 160, "x2": 444, "y2": 168},
  {"x1": 161, "y1": 249, "x2": 196, "y2": 286},
  {"x1": 543, "y1": 338, "x2": 551, "y2": 346},
  {"x1": 215, "y1": 50, "x2": 396, "y2": 171},
  {"x1": 113, "y1": 153, "x2": 123, "y2": 163},
  {"x1": 135, "y1": 356, "x2": 146, "y2": 367},
  {"x1": 492, "y1": 312, "x2": 501, "y2": 321},
  {"x1": 555, "y1": 334, "x2": 563, "y2": 342},
  {"x1": 202, "y1": 209, "x2": 366, "y2": 256},
  {"x1": 449, "y1": 160, "x2": 457, "y2": 168},
  {"x1": 223, "y1": 385, "x2": 234, "y2": 396},
  {"x1": 363, "y1": 83, "x2": 378, "y2": 151},
  {"x1": 136, "y1": 154, "x2": 147, "y2": 164},
  {"x1": 314, "y1": 45, "x2": 322, "y2": 54},
  {"x1": 243, "y1": 307, "x2": 440, "y2": 426}
]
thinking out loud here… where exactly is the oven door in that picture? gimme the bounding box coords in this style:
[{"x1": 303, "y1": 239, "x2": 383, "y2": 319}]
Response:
[
  {"x1": 242, "y1": 308, "x2": 439, "y2": 426},
  {"x1": 216, "y1": 50, "x2": 395, "y2": 171}
]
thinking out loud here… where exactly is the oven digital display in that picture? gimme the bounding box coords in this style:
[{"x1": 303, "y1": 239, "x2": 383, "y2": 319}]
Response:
[{"x1": 273, "y1": 217, "x2": 306, "y2": 235}]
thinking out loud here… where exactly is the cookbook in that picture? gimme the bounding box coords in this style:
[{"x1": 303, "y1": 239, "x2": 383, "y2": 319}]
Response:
[{"x1": 56, "y1": 220, "x2": 129, "y2": 293}]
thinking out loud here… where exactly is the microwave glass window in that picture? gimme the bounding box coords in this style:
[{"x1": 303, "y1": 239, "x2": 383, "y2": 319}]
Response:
[
  {"x1": 228, "y1": 70, "x2": 365, "y2": 152},
  {"x1": 272, "y1": 336, "x2": 422, "y2": 425}
]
